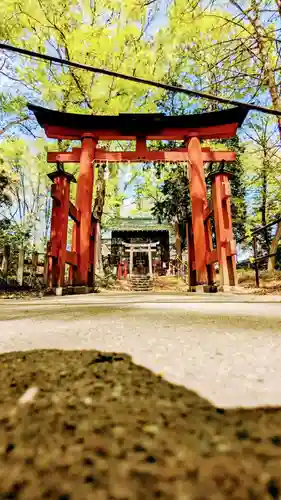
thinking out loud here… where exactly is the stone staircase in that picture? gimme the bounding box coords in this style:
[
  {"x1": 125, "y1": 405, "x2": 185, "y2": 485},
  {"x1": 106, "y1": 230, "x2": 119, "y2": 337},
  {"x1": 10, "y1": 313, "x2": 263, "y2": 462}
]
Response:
[{"x1": 130, "y1": 274, "x2": 153, "y2": 292}]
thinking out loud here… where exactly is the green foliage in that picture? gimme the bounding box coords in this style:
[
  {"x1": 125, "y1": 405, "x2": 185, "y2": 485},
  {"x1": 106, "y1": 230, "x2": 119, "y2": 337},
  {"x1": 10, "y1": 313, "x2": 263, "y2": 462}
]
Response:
[
  {"x1": 0, "y1": 168, "x2": 12, "y2": 211},
  {"x1": 0, "y1": 220, "x2": 32, "y2": 251},
  {"x1": 1, "y1": 0, "x2": 164, "y2": 115},
  {"x1": 0, "y1": 0, "x2": 167, "y2": 247},
  {"x1": 206, "y1": 136, "x2": 247, "y2": 241},
  {"x1": 1, "y1": 0, "x2": 281, "y2": 258},
  {"x1": 151, "y1": 162, "x2": 190, "y2": 224},
  {"x1": 102, "y1": 163, "x2": 126, "y2": 228},
  {"x1": 0, "y1": 93, "x2": 30, "y2": 139},
  {"x1": 159, "y1": 0, "x2": 281, "y2": 111},
  {"x1": 242, "y1": 116, "x2": 281, "y2": 227},
  {"x1": 0, "y1": 138, "x2": 52, "y2": 250},
  {"x1": 0, "y1": 166, "x2": 13, "y2": 247},
  {"x1": 147, "y1": 138, "x2": 246, "y2": 242}
]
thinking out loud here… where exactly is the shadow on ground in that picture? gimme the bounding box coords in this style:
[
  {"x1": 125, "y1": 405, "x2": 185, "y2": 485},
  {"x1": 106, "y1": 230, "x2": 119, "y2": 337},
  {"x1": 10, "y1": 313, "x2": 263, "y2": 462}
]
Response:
[{"x1": 1, "y1": 349, "x2": 281, "y2": 499}]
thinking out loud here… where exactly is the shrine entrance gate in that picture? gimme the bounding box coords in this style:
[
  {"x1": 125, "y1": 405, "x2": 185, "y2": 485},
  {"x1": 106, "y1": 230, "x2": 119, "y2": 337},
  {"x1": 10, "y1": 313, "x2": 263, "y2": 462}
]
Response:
[{"x1": 29, "y1": 104, "x2": 248, "y2": 294}]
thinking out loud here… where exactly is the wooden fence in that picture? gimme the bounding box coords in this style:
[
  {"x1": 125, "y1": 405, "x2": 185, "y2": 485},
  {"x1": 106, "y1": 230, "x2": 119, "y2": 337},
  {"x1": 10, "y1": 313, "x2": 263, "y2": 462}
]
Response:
[{"x1": 0, "y1": 245, "x2": 47, "y2": 288}]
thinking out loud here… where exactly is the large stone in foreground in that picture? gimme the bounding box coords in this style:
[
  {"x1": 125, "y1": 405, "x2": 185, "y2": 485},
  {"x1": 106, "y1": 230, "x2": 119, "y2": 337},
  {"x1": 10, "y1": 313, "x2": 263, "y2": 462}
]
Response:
[{"x1": 1, "y1": 349, "x2": 281, "y2": 499}]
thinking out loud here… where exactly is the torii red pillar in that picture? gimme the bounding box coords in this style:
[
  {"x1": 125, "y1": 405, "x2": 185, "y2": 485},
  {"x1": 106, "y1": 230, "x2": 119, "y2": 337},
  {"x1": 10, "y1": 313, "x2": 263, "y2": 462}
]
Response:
[
  {"x1": 47, "y1": 170, "x2": 74, "y2": 291},
  {"x1": 186, "y1": 219, "x2": 197, "y2": 288},
  {"x1": 212, "y1": 172, "x2": 237, "y2": 288},
  {"x1": 73, "y1": 134, "x2": 97, "y2": 286},
  {"x1": 186, "y1": 137, "x2": 208, "y2": 284}
]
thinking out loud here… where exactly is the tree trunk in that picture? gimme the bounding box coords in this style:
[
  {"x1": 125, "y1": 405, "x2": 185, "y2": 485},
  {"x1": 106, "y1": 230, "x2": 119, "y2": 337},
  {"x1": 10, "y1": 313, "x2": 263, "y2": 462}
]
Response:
[
  {"x1": 274, "y1": 0, "x2": 281, "y2": 133},
  {"x1": 275, "y1": 0, "x2": 281, "y2": 22},
  {"x1": 94, "y1": 221, "x2": 103, "y2": 276},
  {"x1": 174, "y1": 220, "x2": 182, "y2": 275},
  {"x1": 261, "y1": 165, "x2": 267, "y2": 225},
  {"x1": 1, "y1": 245, "x2": 10, "y2": 278},
  {"x1": 250, "y1": 0, "x2": 281, "y2": 137},
  {"x1": 93, "y1": 165, "x2": 106, "y2": 276},
  {"x1": 268, "y1": 221, "x2": 281, "y2": 273},
  {"x1": 261, "y1": 159, "x2": 270, "y2": 250}
]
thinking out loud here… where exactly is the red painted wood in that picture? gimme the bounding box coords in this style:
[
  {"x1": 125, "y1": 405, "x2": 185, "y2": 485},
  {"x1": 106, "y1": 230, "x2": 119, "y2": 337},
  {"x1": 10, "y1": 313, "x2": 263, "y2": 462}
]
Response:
[
  {"x1": 48, "y1": 146, "x2": 214, "y2": 163},
  {"x1": 187, "y1": 221, "x2": 197, "y2": 287},
  {"x1": 44, "y1": 111, "x2": 239, "y2": 292},
  {"x1": 205, "y1": 151, "x2": 236, "y2": 162},
  {"x1": 205, "y1": 218, "x2": 216, "y2": 285},
  {"x1": 48, "y1": 182, "x2": 60, "y2": 286},
  {"x1": 222, "y1": 175, "x2": 237, "y2": 285},
  {"x1": 44, "y1": 122, "x2": 238, "y2": 141},
  {"x1": 47, "y1": 256, "x2": 53, "y2": 288},
  {"x1": 187, "y1": 137, "x2": 208, "y2": 284},
  {"x1": 117, "y1": 262, "x2": 122, "y2": 280},
  {"x1": 226, "y1": 240, "x2": 236, "y2": 257},
  {"x1": 46, "y1": 242, "x2": 53, "y2": 288},
  {"x1": 65, "y1": 250, "x2": 77, "y2": 266},
  {"x1": 57, "y1": 176, "x2": 70, "y2": 288},
  {"x1": 51, "y1": 183, "x2": 62, "y2": 203},
  {"x1": 212, "y1": 174, "x2": 226, "y2": 273},
  {"x1": 48, "y1": 149, "x2": 81, "y2": 163},
  {"x1": 48, "y1": 174, "x2": 71, "y2": 288},
  {"x1": 68, "y1": 201, "x2": 81, "y2": 223},
  {"x1": 222, "y1": 180, "x2": 231, "y2": 199},
  {"x1": 203, "y1": 205, "x2": 213, "y2": 221},
  {"x1": 123, "y1": 260, "x2": 128, "y2": 279},
  {"x1": 90, "y1": 220, "x2": 97, "y2": 287},
  {"x1": 48, "y1": 149, "x2": 236, "y2": 164},
  {"x1": 69, "y1": 219, "x2": 79, "y2": 285},
  {"x1": 75, "y1": 135, "x2": 96, "y2": 285},
  {"x1": 90, "y1": 224, "x2": 96, "y2": 266},
  {"x1": 212, "y1": 173, "x2": 237, "y2": 287},
  {"x1": 49, "y1": 240, "x2": 59, "y2": 258},
  {"x1": 207, "y1": 249, "x2": 218, "y2": 265}
]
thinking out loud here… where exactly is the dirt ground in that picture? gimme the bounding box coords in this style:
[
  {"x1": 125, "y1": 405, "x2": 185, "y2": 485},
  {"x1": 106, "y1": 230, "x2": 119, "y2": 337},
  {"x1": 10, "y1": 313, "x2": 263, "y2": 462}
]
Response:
[
  {"x1": 1, "y1": 349, "x2": 281, "y2": 500},
  {"x1": 237, "y1": 270, "x2": 281, "y2": 295},
  {"x1": 1, "y1": 270, "x2": 281, "y2": 298},
  {"x1": 111, "y1": 273, "x2": 281, "y2": 295}
]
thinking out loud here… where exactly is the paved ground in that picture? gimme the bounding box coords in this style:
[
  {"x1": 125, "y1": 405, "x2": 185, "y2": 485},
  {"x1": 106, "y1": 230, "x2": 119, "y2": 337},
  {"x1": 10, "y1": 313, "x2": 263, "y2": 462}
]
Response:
[{"x1": 1, "y1": 292, "x2": 281, "y2": 408}]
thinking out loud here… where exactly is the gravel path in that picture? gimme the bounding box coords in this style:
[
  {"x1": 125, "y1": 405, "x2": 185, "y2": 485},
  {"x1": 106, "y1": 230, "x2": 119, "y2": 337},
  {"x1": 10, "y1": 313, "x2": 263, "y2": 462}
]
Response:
[{"x1": 1, "y1": 292, "x2": 281, "y2": 408}]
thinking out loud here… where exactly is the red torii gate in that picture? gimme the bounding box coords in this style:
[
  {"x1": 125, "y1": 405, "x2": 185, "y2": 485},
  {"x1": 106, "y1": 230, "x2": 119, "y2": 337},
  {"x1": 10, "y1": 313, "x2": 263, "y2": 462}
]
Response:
[{"x1": 29, "y1": 104, "x2": 248, "y2": 294}]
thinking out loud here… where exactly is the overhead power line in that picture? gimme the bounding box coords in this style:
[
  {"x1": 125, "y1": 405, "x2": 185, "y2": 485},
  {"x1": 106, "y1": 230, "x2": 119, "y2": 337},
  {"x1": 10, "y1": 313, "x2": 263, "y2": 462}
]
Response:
[{"x1": 1, "y1": 42, "x2": 281, "y2": 118}]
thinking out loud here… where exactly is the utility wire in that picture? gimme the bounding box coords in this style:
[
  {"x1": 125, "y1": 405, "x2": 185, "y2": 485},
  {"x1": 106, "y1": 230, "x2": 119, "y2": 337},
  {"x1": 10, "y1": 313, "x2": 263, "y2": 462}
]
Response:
[{"x1": 1, "y1": 42, "x2": 281, "y2": 117}]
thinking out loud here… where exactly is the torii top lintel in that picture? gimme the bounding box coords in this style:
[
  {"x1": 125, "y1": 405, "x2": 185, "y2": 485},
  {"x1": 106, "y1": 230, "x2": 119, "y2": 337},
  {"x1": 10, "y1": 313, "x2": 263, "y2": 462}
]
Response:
[{"x1": 28, "y1": 104, "x2": 248, "y2": 141}]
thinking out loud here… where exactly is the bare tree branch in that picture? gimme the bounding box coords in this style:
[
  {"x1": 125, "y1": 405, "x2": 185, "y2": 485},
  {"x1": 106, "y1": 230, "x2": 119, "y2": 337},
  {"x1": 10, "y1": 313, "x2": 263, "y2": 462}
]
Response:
[{"x1": 0, "y1": 116, "x2": 32, "y2": 136}]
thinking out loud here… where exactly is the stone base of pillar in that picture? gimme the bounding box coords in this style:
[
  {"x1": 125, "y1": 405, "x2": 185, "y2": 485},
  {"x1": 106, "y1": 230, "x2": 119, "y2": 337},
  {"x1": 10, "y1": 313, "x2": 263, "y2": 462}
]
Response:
[
  {"x1": 188, "y1": 285, "x2": 204, "y2": 293},
  {"x1": 49, "y1": 286, "x2": 95, "y2": 296},
  {"x1": 203, "y1": 285, "x2": 218, "y2": 293},
  {"x1": 188, "y1": 285, "x2": 218, "y2": 293},
  {"x1": 72, "y1": 286, "x2": 94, "y2": 295},
  {"x1": 217, "y1": 285, "x2": 233, "y2": 293}
]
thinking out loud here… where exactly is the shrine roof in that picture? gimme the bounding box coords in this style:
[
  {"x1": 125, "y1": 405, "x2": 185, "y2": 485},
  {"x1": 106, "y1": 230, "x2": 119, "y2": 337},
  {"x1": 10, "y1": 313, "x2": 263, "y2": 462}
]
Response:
[
  {"x1": 28, "y1": 104, "x2": 249, "y2": 140},
  {"x1": 108, "y1": 217, "x2": 172, "y2": 232}
]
